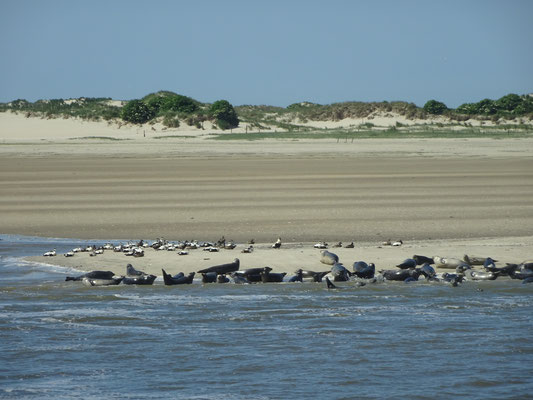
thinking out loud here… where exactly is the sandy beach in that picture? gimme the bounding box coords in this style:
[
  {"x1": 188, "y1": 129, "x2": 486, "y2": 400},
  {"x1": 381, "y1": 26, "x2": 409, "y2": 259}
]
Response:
[{"x1": 1, "y1": 113, "x2": 532, "y2": 276}]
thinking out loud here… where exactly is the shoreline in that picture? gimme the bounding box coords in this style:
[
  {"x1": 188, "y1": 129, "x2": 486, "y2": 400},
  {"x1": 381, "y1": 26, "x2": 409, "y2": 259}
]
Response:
[{"x1": 24, "y1": 235, "x2": 533, "y2": 277}]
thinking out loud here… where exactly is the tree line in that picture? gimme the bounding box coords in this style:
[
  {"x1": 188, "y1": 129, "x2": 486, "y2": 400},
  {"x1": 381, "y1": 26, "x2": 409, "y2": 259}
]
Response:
[{"x1": 423, "y1": 93, "x2": 533, "y2": 117}]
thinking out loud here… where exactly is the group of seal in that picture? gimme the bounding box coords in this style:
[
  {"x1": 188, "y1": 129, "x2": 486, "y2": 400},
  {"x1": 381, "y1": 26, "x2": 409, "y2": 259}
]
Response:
[
  {"x1": 62, "y1": 238, "x2": 533, "y2": 287},
  {"x1": 65, "y1": 263, "x2": 155, "y2": 286}
]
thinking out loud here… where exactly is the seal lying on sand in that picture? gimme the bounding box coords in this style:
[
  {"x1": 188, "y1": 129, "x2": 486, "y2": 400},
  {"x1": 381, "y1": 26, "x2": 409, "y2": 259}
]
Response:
[
  {"x1": 301, "y1": 270, "x2": 329, "y2": 282},
  {"x1": 463, "y1": 269, "x2": 499, "y2": 281},
  {"x1": 413, "y1": 255, "x2": 434, "y2": 265},
  {"x1": 396, "y1": 258, "x2": 417, "y2": 269},
  {"x1": 288, "y1": 269, "x2": 303, "y2": 282},
  {"x1": 381, "y1": 269, "x2": 421, "y2": 282},
  {"x1": 162, "y1": 270, "x2": 195, "y2": 285},
  {"x1": 82, "y1": 276, "x2": 123, "y2": 286},
  {"x1": 464, "y1": 255, "x2": 498, "y2": 266},
  {"x1": 260, "y1": 267, "x2": 286, "y2": 283},
  {"x1": 65, "y1": 270, "x2": 115, "y2": 281},
  {"x1": 197, "y1": 258, "x2": 240, "y2": 275},
  {"x1": 122, "y1": 264, "x2": 156, "y2": 285},
  {"x1": 320, "y1": 250, "x2": 339, "y2": 265},
  {"x1": 433, "y1": 256, "x2": 470, "y2": 269},
  {"x1": 352, "y1": 262, "x2": 375, "y2": 279}
]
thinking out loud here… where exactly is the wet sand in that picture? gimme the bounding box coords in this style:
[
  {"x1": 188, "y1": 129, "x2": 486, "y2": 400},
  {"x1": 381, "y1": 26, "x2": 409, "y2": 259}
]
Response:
[{"x1": 2, "y1": 154, "x2": 532, "y2": 243}]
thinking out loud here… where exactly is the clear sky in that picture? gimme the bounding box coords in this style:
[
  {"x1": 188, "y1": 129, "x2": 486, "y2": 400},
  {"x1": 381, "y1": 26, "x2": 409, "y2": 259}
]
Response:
[{"x1": 1, "y1": 0, "x2": 532, "y2": 108}]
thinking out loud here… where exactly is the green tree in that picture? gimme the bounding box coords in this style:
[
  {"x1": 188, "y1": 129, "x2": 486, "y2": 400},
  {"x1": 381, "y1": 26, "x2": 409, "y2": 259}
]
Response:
[
  {"x1": 423, "y1": 99, "x2": 448, "y2": 115},
  {"x1": 209, "y1": 100, "x2": 239, "y2": 130},
  {"x1": 160, "y1": 95, "x2": 198, "y2": 114},
  {"x1": 477, "y1": 99, "x2": 497, "y2": 115},
  {"x1": 121, "y1": 100, "x2": 155, "y2": 124},
  {"x1": 495, "y1": 93, "x2": 522, "y2": 112}
]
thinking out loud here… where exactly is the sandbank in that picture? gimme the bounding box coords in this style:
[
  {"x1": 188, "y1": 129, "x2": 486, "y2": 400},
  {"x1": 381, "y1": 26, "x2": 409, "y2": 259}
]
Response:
[{"x1": 1, "y1": 113, "x2": 532, "y2": 277}]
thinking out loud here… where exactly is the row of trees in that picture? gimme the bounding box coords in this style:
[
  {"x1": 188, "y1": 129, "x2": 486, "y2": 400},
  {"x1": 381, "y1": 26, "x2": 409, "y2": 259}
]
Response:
[
  {"x1": 423, "y1": 93, "x2": 533, "y2": 116},
  {"x1": 120, "y1": 91, "x2": 239, "y2": 129}
]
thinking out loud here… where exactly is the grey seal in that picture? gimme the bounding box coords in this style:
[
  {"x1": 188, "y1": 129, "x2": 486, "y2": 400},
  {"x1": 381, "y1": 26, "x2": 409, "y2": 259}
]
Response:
[
  {"x1": 320, "y1": 250, "x2": 339, "y2": 265},
  {"x1": 352, "y1": 261, "x2": 375, "y2": 279},
  {"x1": 288, "y1": 269, "x2": 303, "y2": 282},
  {"x1": 396, "y1": 258, "x2": 417, "y2": 269},
  {"x1": 122, "y1": 263, "x2": 156, "y2": 285},
  {"x1": 65, "y1": 270, "x2": 115, "y2": 282},
  {"x1": 162, "y1": 270, "x2": 195, "y2": 285},
  {"x1": 197, "y1": 258, "x2": 240, "y2": 275},
  {"x1": 260, "y1": 267, "x2": 286, "y2": 283},
  {"x1": 82, "y1": 276, "x2": 123, "y2": 286},
  {"x1": 330, "y1": 263, "x2": 350, "y2": 281}
]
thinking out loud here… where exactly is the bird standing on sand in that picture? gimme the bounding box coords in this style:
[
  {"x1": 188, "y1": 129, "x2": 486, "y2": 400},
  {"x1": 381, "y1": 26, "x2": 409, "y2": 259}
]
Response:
[{"x1": 272, "y1": 237, "x2": 282, "y2": 249}]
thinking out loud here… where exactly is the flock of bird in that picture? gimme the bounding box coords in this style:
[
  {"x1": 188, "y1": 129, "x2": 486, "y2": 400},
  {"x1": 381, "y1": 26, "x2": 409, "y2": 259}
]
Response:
[{"x1": 47, "y1": 237, "x2": 533, "y2": 287}]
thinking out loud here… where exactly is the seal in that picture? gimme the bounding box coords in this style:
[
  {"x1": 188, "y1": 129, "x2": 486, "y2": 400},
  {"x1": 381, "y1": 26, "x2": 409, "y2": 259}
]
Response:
[
  {"x1": 330, "y1": 263, "x2": 350, "y2": 281},
  {"x1": 201, "y1": 272, "x2": 217, "y2": 283},
  {"x1": 320, "y1": 250, "x2": 339, "y2": 266},
  {"x1": 464, "y1": 255, "x2": 498, "y2": 266},
  {"x1": 396, "y1": 258, "x2": 417, "y2": 269},
  {"x1": 217, "y1": 274, "x2": 230, "y2": 283},
  {"x1": 509, "y1": 264, "x2": 533, "y2": 280},
  {"x1": 419, "y1": 263, "x2": 437, "y2": 280},
  {"x1": 440, "y1": 272, "x2": 465, "y2": 286},
  {"x1": 325, "y1": 277, "x2": 337, "y2": 289},
  {"x1": 381, "y1": 269, "x2": 420, "y2": 281},
  {"x1": 122, "y1": 274, "x2": 156, "y2": 285},
  {"x1": 233, "y1": 267, "x2": 265, "y2": 282},
  {"x1": 65, "y1": 270, "x2": 115, "y2": 282},
  {"x1": 288, "y1": 269, "x2": 303, "y2": 282},
  {"x1": 162, "y1": 269, "x2": 195, "y2": 285},
  {"x1": 197, "y1": 258, "x2": 240, "y2": 275},
  {"x1": 463, "y1": 269, "x2": 499, "y2": 281},
  {"x1": 260, "y1": 267, "x2": 286, "y2": 283},
  {"x1": 352, "y1": 261, "x2": 375, "y2": 279},
  {"x1": 434, "y1": 256, "x2": 470, "y2": 269},
  {"x1": 82, "y1": 276, "x2": 123, "y2": 286},
  {"x1": 122, "y1": 263, "x2": 156, "y2": 285},
  {"x1": 230, "y1": 272, "x2": 250, "y2": 284},
  {"x1": 301, "y1": 270, "x2": 329, "y2": 282},
  {"x1": 126, "y1": 263, "x2": 144, "y2": 276},
  {"x1": 413, "y1": 255, "x2": 434, "y2": 265}
]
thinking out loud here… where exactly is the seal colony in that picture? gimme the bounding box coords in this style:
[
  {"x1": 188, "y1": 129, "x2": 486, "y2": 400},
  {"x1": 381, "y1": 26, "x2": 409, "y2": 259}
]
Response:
[{"x1": 45, "y1": 237, "x2": 533, "y2": 287}]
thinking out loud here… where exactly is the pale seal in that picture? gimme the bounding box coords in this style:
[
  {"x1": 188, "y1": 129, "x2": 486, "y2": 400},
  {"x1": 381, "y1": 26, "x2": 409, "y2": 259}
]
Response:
[{"x1": 320, "y1": 250, "x2": 339, "y2": 266}]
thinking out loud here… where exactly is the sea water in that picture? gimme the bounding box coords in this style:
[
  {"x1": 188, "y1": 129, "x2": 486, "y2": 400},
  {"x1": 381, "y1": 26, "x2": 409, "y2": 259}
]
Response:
[{"x1": 0, "y1": 234, "x2": 532, "y2": 399}]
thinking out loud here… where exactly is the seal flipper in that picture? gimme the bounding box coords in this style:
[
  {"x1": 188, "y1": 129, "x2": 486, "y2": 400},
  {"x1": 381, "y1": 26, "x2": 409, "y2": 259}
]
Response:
[
  {"x1": 326, "y1": 277, "x2": 337, "y2": 289},
  {"x1": 162, "y1": 269, "x2": 173, "y2": 286}
]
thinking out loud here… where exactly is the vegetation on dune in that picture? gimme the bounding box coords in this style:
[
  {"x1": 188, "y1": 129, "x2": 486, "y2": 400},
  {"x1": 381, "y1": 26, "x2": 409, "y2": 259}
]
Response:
[
  {"x1": 0, "y1": 97, "x2": 121, "y2": 121},
  {"x1": 209, "y1": 100, "x2": 239, "y2": 130},
  {"x1": 456, "y1": 93, "x2": 533, "y2": 118},
  {"x1": 121, "y1": 100, "x2": 155, "y2": 124},
  {"x1": 423, "y1": 100, "x2": 448, "y2": 115},
  {"x1": 1, "y1": 92, "x2": 532, "y2": 135}
]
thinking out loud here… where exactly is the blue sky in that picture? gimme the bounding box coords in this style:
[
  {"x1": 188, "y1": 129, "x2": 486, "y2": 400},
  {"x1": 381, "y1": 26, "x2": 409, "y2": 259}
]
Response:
[{"x1": 1, "y1": 0, "x2": 532, "y2": 108}]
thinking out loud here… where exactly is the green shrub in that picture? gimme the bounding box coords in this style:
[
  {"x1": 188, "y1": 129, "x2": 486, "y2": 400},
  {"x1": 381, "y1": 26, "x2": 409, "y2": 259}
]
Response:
[
  {"x1": 209, "y1": 100, "x2": 239, "y2": 130},
  {"x1": 423, "y1": 100, "x2": 448, "y2": 115},
  {"x1": 121, "y1": 100, "x2": 155, "y2": 124}
]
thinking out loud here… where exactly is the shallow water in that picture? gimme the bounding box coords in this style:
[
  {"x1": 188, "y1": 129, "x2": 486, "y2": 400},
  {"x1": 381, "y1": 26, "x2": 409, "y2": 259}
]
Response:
[{"x1": 1, "y1": 235, "x2": 532, "y2": 399}]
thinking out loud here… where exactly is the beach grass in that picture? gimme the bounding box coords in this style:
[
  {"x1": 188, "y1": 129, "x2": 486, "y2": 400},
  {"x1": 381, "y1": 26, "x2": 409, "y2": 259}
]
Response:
[
  {"x1": 210, "y1": 127, "x2": 533, "y2": 141},
  {"x1": 152, "y1": 135, "x2": 196, "y2": 139},
  {"x1": 69, "y1": 136, "x2": 130, "y2": 141}
]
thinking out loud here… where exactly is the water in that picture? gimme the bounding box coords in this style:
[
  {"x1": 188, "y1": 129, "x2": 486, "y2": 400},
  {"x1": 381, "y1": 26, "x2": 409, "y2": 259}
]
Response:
[{"x1": 1, "y1": 235, "x2": 532, "y2": 399}]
